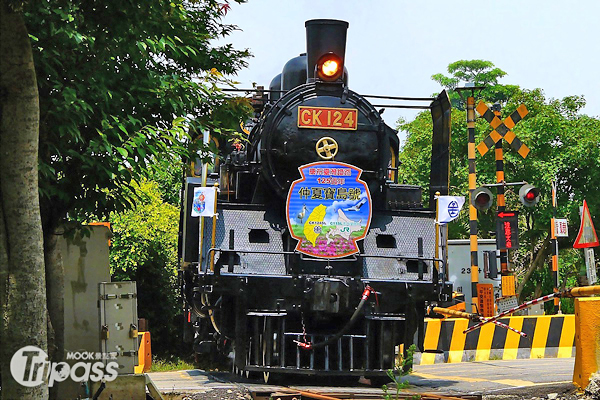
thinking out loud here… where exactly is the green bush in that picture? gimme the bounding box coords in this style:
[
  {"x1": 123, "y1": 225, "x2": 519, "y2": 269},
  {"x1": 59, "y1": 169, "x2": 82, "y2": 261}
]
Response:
[{"x1": 110, "y1": 179, "x2": 181, "y2": 356}]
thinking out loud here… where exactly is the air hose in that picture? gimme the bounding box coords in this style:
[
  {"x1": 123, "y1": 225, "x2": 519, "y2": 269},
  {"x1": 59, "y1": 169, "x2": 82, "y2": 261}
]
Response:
[
  {"x1": 202, "y1": 293, "x2": 222, "y2": 335},
  {"x1": 294, "y1": 285, "x2": 376, "y2": 350}
]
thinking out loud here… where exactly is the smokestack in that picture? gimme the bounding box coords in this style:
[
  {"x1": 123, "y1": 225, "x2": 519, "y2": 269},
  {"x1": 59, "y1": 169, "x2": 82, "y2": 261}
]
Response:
[{"x1": 305, "y1": 19, "x2": 349, "y2": 81}]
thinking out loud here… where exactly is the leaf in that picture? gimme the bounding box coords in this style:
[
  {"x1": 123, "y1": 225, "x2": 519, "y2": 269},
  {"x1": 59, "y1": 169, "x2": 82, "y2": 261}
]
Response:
[
  {"x1": 116, "y1": 147, "x2": 128, "y2": 158},
  {"x1": 117, "y1": 124, "x2": 128, "y2": 136}
]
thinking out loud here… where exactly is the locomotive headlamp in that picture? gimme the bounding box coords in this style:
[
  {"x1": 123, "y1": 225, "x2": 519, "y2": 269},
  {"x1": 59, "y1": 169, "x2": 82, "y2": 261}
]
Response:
[
  {"x1": 316, "y1": 53, "x2": 343, "y2": 81},
  {"x1": 322, "y1": 59, "x2": 339, "y2": 77}
]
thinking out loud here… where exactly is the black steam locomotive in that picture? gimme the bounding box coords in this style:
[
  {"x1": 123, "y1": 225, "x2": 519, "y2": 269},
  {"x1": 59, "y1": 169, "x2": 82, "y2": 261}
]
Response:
[{"x1": 180, "y1": 19, "x2": 452, "y2": 382}]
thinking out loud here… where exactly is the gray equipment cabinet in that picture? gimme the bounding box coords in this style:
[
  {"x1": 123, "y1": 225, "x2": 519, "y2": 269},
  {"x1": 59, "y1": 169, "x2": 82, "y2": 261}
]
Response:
[{"x1": 99, "y1": 281, "x2": 139, "y2": 374}]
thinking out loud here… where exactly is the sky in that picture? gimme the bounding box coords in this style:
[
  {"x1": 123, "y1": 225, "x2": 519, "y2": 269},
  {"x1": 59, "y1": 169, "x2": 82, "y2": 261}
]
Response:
[{"x1": 217, "y1": 0, "x2": 600, "y2": 141}]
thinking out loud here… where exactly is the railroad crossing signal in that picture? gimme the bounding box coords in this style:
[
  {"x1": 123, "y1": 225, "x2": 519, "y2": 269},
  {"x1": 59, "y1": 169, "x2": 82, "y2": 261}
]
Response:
[
  {"x1": 518, "y1": 184, "x2": 541, "y2": 207},
  {"x1": 476, "y1": 102, "x2": 530, "y2": 158},
  {"x1": 471, "y1": 186, "x2": 493, "y2": 211}
]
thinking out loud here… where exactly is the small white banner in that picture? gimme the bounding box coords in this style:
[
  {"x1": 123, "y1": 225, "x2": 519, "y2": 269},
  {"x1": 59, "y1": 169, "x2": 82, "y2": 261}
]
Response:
[
  {"x1": 191, "y1": 187, "x2": 217, "y2": 217},
  {"x1": 437, "y1": 196, "x2": 465, "y2": 224},
  {"x1": 554, "y1": 218, "x2": 569, "y2": 237}
]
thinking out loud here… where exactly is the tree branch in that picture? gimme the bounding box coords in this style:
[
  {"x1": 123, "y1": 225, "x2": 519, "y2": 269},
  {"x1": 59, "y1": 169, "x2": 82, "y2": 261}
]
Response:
[{"x1": 517, "y1": 233, "x2": 551, "y2": 301}]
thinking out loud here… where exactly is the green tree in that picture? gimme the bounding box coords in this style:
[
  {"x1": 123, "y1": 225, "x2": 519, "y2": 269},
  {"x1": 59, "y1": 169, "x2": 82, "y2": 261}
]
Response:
[
  {"x1": 109, "y1": 179, "x2": 180, "y2": 356},
  {"x1": 1, "y1": 0, "x2": 252, "y2": 396},
  {"x1": 25, "y1": 0, "x2": 252, "y2": 231},
  {"x1": 0, "y1": 1, "x2": 48, "y2": 398},
  {"x1": 400, "y1": 60, "x2": 600, "y2": 302},
  {"x1": 431, "y1": 60, "x2": 520, "y2": 110}
]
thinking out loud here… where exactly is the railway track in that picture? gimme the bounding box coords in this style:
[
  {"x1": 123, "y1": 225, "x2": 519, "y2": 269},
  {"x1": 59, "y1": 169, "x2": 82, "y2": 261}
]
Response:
[
  {"x1": 250, "y1": 386, "x2": 482, "y2": 400},
  {"x1": 150, "y1": 358, "x2": 575, "y2": 400}
]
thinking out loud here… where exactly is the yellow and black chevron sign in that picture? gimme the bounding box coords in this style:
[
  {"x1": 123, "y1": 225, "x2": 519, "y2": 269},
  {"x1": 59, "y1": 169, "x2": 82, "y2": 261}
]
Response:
[{"x1": 476, "y1": 102, "x2": 530, "y2": 158}]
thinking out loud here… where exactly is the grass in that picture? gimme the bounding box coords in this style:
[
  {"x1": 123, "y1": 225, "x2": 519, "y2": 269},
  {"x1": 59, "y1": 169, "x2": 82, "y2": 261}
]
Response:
[
  {"x1": 382, "y1": 344, "x2": 416, "y2": 399},
  {"x1": 149, "y1": 356, "x2": 195, "y2": 372}
]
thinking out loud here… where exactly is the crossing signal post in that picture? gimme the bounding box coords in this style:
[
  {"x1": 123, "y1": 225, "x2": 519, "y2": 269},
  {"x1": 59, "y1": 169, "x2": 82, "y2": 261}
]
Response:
[
  {"x1": 551, "y1": 181, "x2": 560, "y2": 312},
  {"x1": 456, "y1": 84, "x2": 485, "y2": 312},
  {"x1": 476, "y1": 102, "x2": 531, "y2": 300}
]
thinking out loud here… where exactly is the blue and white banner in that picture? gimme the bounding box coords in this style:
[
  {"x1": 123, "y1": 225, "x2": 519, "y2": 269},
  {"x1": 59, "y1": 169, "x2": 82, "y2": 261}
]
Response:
[
  {"x1": 192, "y1": 187, "x2": 217, "y2": 217},
  {"x1": 436, "y1": 196, "x2": 465, "y2": 224}
]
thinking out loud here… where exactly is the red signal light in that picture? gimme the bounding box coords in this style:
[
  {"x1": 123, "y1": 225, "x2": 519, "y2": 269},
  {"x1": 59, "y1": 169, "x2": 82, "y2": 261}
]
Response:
[
  {"x1": 476, "y1": 192, "x2": 491, "y2": 206},
  {"x1": 519, "y1": 184, "x2": 540, "y2": 207},
  {"x1": 471, "y1": 187, "x2": 494, "y2": 211},
  {"x1": 525, "y1": 191, "x2": 536, "y2": 201}
]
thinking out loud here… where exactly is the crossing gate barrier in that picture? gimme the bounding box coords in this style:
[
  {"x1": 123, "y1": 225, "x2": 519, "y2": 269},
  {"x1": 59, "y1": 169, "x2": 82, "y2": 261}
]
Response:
[{"x1": 414, "y1": 315, "x2": 575, "y2": 365}]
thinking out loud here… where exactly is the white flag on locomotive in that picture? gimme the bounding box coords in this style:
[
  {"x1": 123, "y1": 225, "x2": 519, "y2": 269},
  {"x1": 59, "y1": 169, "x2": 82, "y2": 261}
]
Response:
[
  {"x1": 436, "y1": 196, "x2": 465, "y2": 224},
  {"x1": 191, "y1": 187, "x2": 217, "y2": 217}
]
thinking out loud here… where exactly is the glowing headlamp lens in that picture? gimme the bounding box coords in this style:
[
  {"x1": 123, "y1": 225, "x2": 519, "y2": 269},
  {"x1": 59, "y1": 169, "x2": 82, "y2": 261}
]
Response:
[{"x1": 321, "y1": 59, "x2": 339, "y2": 77}]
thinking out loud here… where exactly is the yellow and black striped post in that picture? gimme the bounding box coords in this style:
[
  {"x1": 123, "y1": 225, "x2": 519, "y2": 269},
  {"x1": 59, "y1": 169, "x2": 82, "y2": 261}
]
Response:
[
  {"x1": 467, "y1": 96, "x2": 479, "y2": 312},
  {"x1": 551, "y1": 180, "x2": 560, "y2": 312},
  {"x1": 493, "y1": 109, "x2": 510, "y2": 277}
]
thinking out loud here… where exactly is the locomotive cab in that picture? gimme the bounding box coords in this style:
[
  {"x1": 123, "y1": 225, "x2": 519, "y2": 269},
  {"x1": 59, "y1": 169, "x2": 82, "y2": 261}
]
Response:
[{"x1": 180, "y1": 19, "x2": 452, "y2": 382}]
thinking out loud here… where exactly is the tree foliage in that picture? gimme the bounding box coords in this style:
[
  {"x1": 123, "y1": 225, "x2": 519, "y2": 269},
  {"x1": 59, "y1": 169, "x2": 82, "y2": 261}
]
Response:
[
  {"x1": 431, "y1": 60, "x2": 520, "y2": 110},
  {"x1": 0, "y1": 1, "x2": 253, "y2": 394},
  {"x1": 23, "y1": 0, "x2": 253, "y2": 233},
  {"x1": 109, "y1": 179, "x2": 181, "y2": 355},
  {"x1": 400, "y1": 60, "x2": 600, "y2": 301}
]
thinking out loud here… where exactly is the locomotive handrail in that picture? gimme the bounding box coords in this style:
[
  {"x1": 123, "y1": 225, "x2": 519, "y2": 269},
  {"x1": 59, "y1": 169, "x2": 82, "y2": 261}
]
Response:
[
  {"x1": 203, "y1": 247, "x2": 445, "y2": 272},
  {"x1": 362, "y1": 94, "x2": 435, "y2": 101},
  {"x1": 221, "y1": 87, "x2": 436, "y2": 102},
  {"x1": 371, "y1": 104, "x2": 431, "y2": 110}
]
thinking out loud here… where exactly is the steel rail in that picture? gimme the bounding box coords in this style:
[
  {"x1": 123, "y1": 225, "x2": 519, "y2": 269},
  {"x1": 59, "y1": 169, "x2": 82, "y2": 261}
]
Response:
[{"x1": 278, "y1": 386, "x2": 473, "y2": 400}]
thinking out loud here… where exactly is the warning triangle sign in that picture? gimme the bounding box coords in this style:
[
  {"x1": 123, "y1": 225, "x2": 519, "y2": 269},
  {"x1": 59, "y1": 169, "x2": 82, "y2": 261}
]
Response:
[{"x1": 574, "y1": 200, "x2": 599, "y2": 248}]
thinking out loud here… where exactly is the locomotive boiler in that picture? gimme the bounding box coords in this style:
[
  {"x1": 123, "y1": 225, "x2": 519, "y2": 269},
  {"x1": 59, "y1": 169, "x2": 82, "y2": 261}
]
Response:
[{"x1": 180, "y1": 19, "x2": 452, "y2": 382}]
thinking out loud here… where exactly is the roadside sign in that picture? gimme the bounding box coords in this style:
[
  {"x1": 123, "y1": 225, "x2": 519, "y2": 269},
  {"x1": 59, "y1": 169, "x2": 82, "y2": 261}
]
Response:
[
  {"x1": 574, "y1": 200, "x2": 599, "y2": 248},
  {"x1": 496, "y1": 211, "x2": 519, "y2": 250},
  {"x1": 554, "y1": 218, "x2": 569, "y2": 237},
  {"x1": 477, "y1": 283, "x2": 495, "y2": 317}
]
